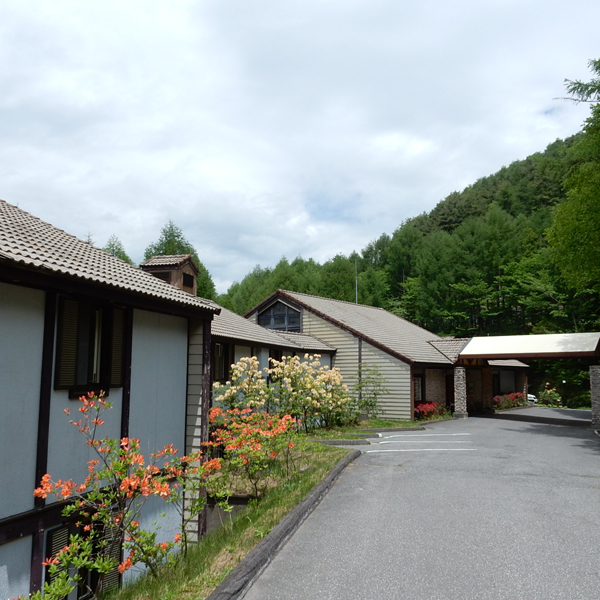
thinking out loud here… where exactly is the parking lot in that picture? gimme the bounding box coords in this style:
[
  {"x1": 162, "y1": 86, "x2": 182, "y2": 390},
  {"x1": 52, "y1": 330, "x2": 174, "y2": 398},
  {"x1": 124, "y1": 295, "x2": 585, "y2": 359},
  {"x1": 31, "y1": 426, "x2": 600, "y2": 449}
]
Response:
[{"x1": 243, "y1": 412, "x2": 600, "y2": 600}]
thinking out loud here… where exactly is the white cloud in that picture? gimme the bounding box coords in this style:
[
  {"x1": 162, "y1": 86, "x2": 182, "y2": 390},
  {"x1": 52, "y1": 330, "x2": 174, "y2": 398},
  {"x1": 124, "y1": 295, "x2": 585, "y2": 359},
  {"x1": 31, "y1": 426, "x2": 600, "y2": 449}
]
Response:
[{"x1": 0, "y1": 0, "x2": 597, "y2": 293}]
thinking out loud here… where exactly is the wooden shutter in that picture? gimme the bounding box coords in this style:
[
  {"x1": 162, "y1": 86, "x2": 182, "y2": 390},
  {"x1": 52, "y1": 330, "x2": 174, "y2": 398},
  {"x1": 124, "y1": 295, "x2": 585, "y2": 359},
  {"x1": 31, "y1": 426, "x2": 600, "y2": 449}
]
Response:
[
  {"x1": 100, "y1": 525, "x2": 122, "y2": 593},
  {"x1": 45, "y1": 525, "x2": 70, "y2": 586},
  {"x1": 55, "y1": 298, "x2": 79, "y2": 389}
]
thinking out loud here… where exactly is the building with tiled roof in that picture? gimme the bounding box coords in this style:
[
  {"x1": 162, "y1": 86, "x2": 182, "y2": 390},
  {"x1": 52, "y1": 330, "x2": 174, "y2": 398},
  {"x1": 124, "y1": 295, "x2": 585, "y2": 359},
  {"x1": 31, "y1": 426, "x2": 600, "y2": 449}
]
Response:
[
  {"x1": 0, "y1": 199, "x2": 216, "y2": 598},
  {"x1": 246, "y1": 290, "x2": 529, "y2": 419},
  {"x1": 0, "y1": 200, "x2": 217, "y2": 314},
  {"x1": 209, "y1": 304, "x2": 336, "y2": 383}
]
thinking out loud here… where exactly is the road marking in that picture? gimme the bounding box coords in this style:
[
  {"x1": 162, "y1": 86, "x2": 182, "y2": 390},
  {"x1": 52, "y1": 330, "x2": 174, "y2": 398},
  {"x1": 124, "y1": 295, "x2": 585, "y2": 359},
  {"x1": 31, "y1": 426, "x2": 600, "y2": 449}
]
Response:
[
  {"x1": 365, "y1": 448, "x2": 478, "y2": 453},
  {"x1": 375, "y1": 440, "x2": 473, "y2": 444},
  {"x1": 383, "y1": 433, "x2": 471, "y2": 438}
]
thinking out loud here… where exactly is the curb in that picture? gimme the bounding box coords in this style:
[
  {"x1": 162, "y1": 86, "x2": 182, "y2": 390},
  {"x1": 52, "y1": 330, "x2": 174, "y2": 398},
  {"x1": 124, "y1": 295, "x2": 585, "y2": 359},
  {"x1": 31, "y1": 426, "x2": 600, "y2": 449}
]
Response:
[
  {"x1": 356, "y1": 426, "x2": 427, "y2": 432},
  {"x1": 316, "y1": 439, "x2": 371, "y2": 445},
  {"x1": 205, "y1": 448, "x2": 362, "y2": 600},
  {"x1": 480, "y1": 412, "x2": 591, "y2": 428}
]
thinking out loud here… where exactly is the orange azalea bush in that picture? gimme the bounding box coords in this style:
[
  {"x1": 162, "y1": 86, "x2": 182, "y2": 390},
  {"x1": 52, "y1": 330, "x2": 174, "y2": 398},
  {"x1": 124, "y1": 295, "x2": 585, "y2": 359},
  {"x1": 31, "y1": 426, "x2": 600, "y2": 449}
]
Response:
[
  {"x1": 206, "y1": 407, "x2": 298, "y2": 498},
  {"x1": 30, "y1": 392, "x2": 221, "y2": 600}
]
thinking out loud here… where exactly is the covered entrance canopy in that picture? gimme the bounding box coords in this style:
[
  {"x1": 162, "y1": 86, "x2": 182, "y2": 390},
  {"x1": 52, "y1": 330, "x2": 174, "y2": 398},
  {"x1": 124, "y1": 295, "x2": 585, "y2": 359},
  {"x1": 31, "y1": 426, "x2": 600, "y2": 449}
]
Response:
[
  {"x1": 460, "y1": 332, "x2": 600, "y2": 360},
  {"x1": 453, "y1": 332, "x2": 600, "y2": 427}
]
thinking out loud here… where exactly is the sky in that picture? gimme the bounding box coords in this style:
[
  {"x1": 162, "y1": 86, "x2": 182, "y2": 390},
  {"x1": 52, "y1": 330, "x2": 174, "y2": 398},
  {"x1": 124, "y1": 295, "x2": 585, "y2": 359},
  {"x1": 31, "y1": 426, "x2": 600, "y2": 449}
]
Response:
[{"x1": 0, "y1": 1, "x2": 598, "y2": 294}]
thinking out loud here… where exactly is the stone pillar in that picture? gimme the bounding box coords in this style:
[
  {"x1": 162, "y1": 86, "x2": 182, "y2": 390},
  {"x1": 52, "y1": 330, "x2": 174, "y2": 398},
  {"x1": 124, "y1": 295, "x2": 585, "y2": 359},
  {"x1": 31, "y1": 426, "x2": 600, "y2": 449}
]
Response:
[
  {"x1": 453, "y1": 366, "x2": 468, "y2": 418},
  {"x1": 591, "y1": 365, "x2": 600, "y2": 429}
]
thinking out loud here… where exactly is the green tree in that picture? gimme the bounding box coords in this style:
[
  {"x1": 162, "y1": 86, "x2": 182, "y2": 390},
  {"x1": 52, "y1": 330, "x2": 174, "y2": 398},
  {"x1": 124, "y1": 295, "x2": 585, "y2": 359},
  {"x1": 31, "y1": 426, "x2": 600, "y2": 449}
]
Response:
[
  {"x1": 144, "y1": 221, "x2": 216, "y2": 300},
  {"x1": 317, "y1": 254, "x2": 356, "y2": 302},
  {"x1": 103, "y1": 234, "x2": 134, "y2": 265},
  {"x1": 563, "y1": 58, "x2": 600, "y2": 103},
  {"x1": 548, "y1": 59, "x2": 600, "y2": 291}
]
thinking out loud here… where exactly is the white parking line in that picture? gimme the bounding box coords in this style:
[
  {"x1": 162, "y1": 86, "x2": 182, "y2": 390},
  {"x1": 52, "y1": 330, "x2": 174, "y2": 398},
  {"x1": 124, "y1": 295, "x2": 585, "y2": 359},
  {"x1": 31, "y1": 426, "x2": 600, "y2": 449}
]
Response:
[
  {"x1": 365, "y1": 448, "x2": 478, "y2": 453},
  {"x1": 383, "y1": 433, "x2": 471, "y2": 438},
  {"x1": 375, "y1": 440, "x2": 473, "y2": 444}
]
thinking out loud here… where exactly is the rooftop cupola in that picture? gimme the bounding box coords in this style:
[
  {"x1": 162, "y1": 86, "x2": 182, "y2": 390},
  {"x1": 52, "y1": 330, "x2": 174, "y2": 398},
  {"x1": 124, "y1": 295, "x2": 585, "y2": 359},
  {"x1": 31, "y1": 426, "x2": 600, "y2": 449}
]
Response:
[{"x1": 140, "y1": 254, "x2": 198, "y2": 296}]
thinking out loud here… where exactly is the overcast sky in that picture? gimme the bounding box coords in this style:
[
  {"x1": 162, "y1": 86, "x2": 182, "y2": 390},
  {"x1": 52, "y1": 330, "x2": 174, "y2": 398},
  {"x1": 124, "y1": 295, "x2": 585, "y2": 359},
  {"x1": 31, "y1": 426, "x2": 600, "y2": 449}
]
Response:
[{"x1": 0, "y1": 1, "x2": 597, "y2": 293}]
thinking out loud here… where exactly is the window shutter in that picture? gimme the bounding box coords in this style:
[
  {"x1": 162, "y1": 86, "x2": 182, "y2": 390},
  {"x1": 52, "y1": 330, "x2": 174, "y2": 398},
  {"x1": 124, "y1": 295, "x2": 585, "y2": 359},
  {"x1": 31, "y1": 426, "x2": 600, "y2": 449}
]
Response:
[
  {"x1": 95, "y1": 524, "x2": 122, "y2": 594},
  {"x1": 55, "y1": 298, "x2": 79, "y2": 389},
  {"x1": 45, "y1": 525, "x2": 70, "y2": 585}
]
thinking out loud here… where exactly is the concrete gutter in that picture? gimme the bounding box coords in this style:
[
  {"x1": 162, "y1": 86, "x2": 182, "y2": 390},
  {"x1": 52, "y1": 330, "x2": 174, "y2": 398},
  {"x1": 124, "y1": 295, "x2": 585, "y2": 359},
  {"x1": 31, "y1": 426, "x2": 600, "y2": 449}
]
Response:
[{"x1": 205, "y1": 449, "x2": 361, "y2": 600}]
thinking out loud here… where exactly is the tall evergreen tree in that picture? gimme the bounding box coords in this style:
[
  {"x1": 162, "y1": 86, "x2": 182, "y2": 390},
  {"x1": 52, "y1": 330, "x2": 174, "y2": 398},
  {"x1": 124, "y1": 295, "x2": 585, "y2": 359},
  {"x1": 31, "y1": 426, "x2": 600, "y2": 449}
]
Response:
[
  {"x1": 144, "y1": 220, "x2": 216, "y2": 300},
  {"x1": 103, "y1": 234, "x2": 134, "y2": 264},
  {"x1": 548, "y1": 59, "x2": 600, "y2": 291}
]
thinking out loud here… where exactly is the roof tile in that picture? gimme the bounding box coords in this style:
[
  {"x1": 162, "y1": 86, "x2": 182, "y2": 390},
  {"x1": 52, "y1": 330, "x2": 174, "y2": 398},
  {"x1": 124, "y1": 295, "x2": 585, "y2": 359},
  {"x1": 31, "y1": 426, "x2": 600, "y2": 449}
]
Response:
[
  {"x1": 258, "y1": 291, "x2": 452, "y2": 365},
  {"x1": 0, "y1": 199, "x2": 217, "y2": 312}
]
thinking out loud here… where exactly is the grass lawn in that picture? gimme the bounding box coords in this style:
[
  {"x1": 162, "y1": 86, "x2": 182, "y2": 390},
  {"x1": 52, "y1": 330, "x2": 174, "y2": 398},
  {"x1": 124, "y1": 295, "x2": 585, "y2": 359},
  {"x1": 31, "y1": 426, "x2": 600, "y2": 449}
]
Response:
[
  {"x1": 303, "y1": 417, "x2": 421, "y2": 440},
  {"x1": 105, "y1": 440, "x2": 349, "y2": 600}
]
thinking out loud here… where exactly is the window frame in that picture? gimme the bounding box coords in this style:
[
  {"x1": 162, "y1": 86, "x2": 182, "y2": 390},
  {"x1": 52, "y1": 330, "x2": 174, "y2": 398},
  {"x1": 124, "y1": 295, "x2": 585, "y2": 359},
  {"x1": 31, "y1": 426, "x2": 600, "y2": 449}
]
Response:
[
  {"x1": 257, "y1": 301, "x2": 301, "y2": 332},
  {"x1": 54, "y1": 296, "x2": 126, "y2": 398}
]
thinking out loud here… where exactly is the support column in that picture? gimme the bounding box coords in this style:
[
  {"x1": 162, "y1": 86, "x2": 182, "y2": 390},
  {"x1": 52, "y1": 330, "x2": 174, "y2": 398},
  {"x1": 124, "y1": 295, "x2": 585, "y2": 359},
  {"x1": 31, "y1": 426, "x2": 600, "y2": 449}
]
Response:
[
  {"x1": 591, "y1": 365, "x2": 600, "y2": 429},
  {"x1": 453, "y1": 366, "x2": 468, "y2": 418}
]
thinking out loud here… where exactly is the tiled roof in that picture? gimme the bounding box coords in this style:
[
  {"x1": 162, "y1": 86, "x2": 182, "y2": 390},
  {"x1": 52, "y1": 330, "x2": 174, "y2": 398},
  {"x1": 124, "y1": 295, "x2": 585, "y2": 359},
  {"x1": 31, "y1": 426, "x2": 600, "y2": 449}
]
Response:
[
  {"x1": 0, "y1": 199, "x2": 218, "y2": 312},
  {"x1": 428, "y1": 338, "x2": 470, "y2": 362},
  {"x1": 252, "y1": 290, "x2": 452, "y2": 365},
  {"x1": 211, "y1": 305, "x2": 336, "y2": 352},
  {"x1": 141, "y1": 254, "x2": 194, "y2": 268},
  {"x1": 211, "y1": 305, "x2": 303, "y2": 348},
  {"x1": 271, "y1": 331, "x2": 336, "y2": 352},
  {"x1": 488, "y1": 359, "x2": 529, "y2": 368}
]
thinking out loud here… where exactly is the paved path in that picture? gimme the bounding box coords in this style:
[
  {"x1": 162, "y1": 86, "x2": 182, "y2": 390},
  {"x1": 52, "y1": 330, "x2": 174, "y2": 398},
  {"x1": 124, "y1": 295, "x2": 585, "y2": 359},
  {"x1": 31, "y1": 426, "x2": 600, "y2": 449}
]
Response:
[{"x1": 242, "y1": 415, "x2": 600, "y2": 600}]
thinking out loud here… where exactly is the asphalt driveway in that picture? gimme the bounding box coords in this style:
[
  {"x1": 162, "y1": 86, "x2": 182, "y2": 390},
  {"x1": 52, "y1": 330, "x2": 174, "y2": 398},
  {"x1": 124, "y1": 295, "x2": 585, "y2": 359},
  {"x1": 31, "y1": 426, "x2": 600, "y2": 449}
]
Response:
[{"x1": 242, "y1": 413, "x2": 600, "y2": 600}]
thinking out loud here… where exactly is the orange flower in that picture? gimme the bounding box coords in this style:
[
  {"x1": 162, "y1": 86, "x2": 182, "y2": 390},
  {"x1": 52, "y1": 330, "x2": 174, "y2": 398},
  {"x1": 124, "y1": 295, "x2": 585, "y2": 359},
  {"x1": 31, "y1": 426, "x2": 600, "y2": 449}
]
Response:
[
  {"x1": 118, "y1": 557, "x2": 133, "y2": 573},
  {"x1": 174, "y1": 533, "x2": 182, "y2": 543}
]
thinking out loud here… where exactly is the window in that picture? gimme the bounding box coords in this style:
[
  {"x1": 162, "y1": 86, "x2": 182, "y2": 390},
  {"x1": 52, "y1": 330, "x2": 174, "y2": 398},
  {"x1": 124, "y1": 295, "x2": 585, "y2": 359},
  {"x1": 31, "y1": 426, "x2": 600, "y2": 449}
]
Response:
[
  {"x1": 54, "y1": 297, "x2": 126, "y2": 397},
  {"x1": 257, "y1": 301, "x2": 301, "y2": 332},
  {"x1": 45, "y1": 523, "x2": 121, "y2": 599},
  {"x1": 152, "y1": 271, "x2": 171, "y2": 283},
  {"x1": 413, "y1": 375, "x2": 424, "y2": 403},
  {"x1": 212, "y1": 341, "x2": 233, "y2": 384}
]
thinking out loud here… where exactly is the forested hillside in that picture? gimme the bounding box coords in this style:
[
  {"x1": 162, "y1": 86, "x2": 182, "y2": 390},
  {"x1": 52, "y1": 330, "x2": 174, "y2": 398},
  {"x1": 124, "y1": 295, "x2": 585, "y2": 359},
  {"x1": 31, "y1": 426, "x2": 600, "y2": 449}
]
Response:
[
  {"x1": 218, "y1": 133, "x2": 600, "y2": 341},
  {"x1": 219, "y1": 60, "x2": 600, "y2": 404}
]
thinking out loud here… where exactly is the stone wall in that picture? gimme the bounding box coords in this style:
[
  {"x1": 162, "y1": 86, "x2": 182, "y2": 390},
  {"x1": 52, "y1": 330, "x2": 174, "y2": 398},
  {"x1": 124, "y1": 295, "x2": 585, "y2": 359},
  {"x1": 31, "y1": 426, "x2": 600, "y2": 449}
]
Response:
[{"x1": 425, "y1": 369, "x2": 447, "y2": 405}]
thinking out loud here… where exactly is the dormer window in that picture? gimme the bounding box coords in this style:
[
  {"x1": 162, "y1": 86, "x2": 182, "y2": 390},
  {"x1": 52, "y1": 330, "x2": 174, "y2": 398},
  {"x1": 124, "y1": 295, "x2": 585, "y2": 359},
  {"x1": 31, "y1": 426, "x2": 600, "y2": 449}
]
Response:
[{"x1": 257, "y1": 301, "x2": 301, "y2": 332}]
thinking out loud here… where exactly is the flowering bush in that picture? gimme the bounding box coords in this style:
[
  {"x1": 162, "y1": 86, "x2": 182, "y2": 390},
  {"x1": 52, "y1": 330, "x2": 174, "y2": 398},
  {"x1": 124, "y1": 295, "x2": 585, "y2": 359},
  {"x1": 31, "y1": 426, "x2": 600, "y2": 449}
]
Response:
[
  {"x1": 29, "y1": 392, "x2": 221, "y2": 600},
  {"x1": 413, "y1": 401, "x2": 448, "y2": 420},
  {"x1": 492, "y1": 392, "x2": 528, "y2": 410},
  {"x1": 212, "y1": 355, "x2": 354, "y2": 432},
  {"x1": 538, "y1": 383, "x2": 562, "y2": 406},
  {"x1": 212, "y1": 356, "x2": 269, "y2": 411},
  {"x1": 206, "y1": 407, "x2": 298, "y2": 498},
  {"x1": 267, "y1": 354, "x2": 354, "y2": 431}
]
